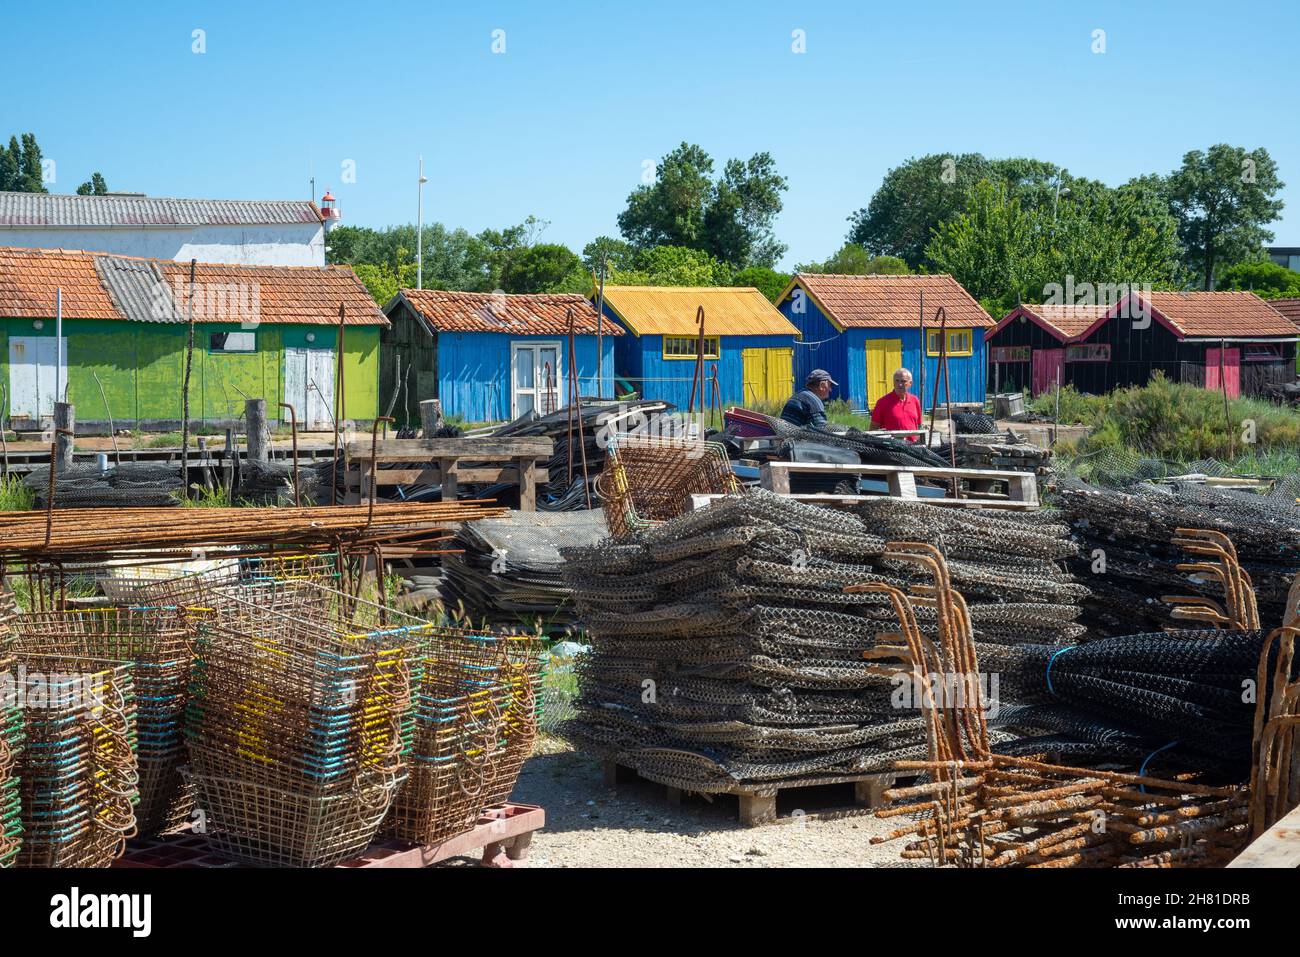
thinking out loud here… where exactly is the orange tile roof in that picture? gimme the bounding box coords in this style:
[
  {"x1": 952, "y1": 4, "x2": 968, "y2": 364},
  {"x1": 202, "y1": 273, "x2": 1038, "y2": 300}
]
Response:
[
  {"x1": 0, "y1": 246, "x2": 118, "y2": 319},
  {"x1": 0, "y1": 246, "x2": 385, "y2": 326},
  {"x1": 394, "y1": 290, "x2": 620, "y2": 336},
  {"x1": 784, "y1": 273, "x2": 994, "y2": 329},
  {"x1": 1015, "y1": 303, "x2": 1109, "y2": 339},
  {"x1": 599, "y1": 285, "x2": 800, "y2": 337},
  {"x1": 1140, "y1": 291, "x2": 1295, "y2": 338},
  {"x1": 1265, "y1": 297, "x2": 1300, "y2": 329}
]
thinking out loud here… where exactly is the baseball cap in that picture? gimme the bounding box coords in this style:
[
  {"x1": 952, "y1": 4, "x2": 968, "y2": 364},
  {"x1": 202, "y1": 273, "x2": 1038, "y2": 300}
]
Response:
[{"x1": 807, "y1": 369, "x2": 838, "y2": 386}]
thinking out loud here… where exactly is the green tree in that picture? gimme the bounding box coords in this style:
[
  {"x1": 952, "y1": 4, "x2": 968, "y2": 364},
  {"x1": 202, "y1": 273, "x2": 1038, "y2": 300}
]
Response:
[
  {"x1": 732, "y1": 266, "x2": 791, "y2": 302},
  {"x1": 617, "y1": 143, "x2": 787, "y2": 269},
  {"x1": 796, "y1": 244, "x2": 911, "y2": 275},
  {"x1": 1165, "y1": 145, "x2": 1285, "y2": 289},
  {"x1": 0, "y1": 133, "x2": 48, "y2": 192},
  {"x1": 926, "y1": 179, "x2": 1180, "y2": 317},
  {"x1": 702, "y1": 153, "x2": 788, "y2": 267},
  {"x1": 848, "y1": 154, "x2": 1080, "y2": 269},
  {"x1": 500, "y1": 242, "x2": 582, "y2": 293},
  {"x1": 582, "y1": 236, "x2": 636, "y2": 273},
  {"x1": 1216, "y1": 260, "x2": 1300, "y2": 299},
  {"x1": 608, "y1": 245, "x2": 733, "y2": 287},
  {"x1": 926, "y1": 181, "x2": 1044, "y2": 315},
  {"x1": 76, "y1": 172, "x2": 109, "y2": 195}
]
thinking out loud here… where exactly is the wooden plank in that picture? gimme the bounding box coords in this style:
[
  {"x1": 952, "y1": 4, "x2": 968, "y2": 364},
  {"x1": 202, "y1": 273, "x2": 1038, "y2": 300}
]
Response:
[
  {"x1": 344, "y1": 437, "x2": 553, "y2": 459},
  {"x1": 356, "y1": 466, "x2": 549, "y2": 487},
  {"x1": 691, "y1": 492, "x2": 1038, "y2": 511},
  {"x1": 1227, "y1": 804, "x2": 1300, "y2": 868},
  {"x1": 763, "y1": 461, "x2": 1033, "y2": 482}
]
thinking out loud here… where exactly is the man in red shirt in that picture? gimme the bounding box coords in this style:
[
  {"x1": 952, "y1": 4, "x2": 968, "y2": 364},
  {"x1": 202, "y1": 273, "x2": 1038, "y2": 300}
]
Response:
[{"x1": 870, "y1": 367, "x2": 922, "y2": 441}]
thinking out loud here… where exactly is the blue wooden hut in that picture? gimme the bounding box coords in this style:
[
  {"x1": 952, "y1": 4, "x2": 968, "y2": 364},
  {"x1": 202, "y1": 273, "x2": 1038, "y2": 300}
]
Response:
[
  {"x1": 381, "y1": 290, "x2": 620, "y2": 424},
  {"x1": 597, "y1": 285, "x2": 802, "y2": 409},
  {"x1": 774, "y1": 273, "x2": 994, "y2": 411}
]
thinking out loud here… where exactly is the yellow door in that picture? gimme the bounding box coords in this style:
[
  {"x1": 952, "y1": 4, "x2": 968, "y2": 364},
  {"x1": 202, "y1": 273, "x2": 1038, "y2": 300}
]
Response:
[
  {"x1": 742, "y1": 347, "x2": 795, "y2": 405},
  {"x1": 765, "y1": 347, "x2": 793, "y2": 402},
  {"x1": 866, "y1": 339, "x2": 903, "y2": 409}
]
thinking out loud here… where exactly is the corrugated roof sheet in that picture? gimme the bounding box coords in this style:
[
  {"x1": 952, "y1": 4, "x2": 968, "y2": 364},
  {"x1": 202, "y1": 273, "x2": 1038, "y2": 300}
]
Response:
[
  {"x1": 393, "y1": 290, "x2": 621, "y2": 336},
  {"x1": 787, "y1": 273, "x2": 994, "y2": 329},
  {"x1": 0, "y1": 191, "x2": 323, "y2": 227},
  {"x1": 0, "y1": 246, "x2": 386, "y2": 326},
  {"x1": 600, "y1": 285, "x2": 800, "y2": 337},
  {"x1": 1141, "y1": 291, "x2": 1295, "y2": 338}
]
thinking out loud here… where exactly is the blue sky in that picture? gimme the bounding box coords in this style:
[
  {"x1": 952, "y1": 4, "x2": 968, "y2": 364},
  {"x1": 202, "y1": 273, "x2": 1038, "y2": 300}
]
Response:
[{"x1": 3, "y1": 0, "x2": 1296, "y2": 268}]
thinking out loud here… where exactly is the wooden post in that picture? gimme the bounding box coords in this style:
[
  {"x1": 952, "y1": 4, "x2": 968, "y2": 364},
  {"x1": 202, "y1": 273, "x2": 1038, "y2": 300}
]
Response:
[
  {"x1": 197, "y1": 437, "x2": 212, "y2": 491},
  {"x1": 517, "y1": 454, "x2": 536, "y2": 511},
  {"x1": 54, "y1": 402, "x2": 75, "y2": 470},
  {"x1": 246, "y1": 398, "x2": 269, "y2": 464},
  {"x1": 419, "y1": 399, "x2": 444, "y2": 437},
  {"x1": 224, "y1": 427, "x2": 236, "y2": 491},
  {"x1": 440, "y1": 457, "x2": 459, "y2": 502}
]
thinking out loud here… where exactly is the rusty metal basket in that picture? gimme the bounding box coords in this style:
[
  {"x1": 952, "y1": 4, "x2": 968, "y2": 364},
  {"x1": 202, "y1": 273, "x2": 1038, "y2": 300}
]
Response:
[
  {"x1": 384, "y1": 624, "x2": 543, "y2": 846},
  {"x1": 11, "y1": 606, "x2": 192, "y2": 837},
  {"x1": 11, "y1": 655, "x2": 138, "y2": 868},
  {"x1": 182, "y1": 583, "x2": 416, "y2": 867}
]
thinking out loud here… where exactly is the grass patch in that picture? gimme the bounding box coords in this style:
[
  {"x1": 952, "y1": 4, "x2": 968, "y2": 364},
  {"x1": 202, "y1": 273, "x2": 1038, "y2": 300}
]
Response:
[{"x1": 0, "y1": 475, "x2": 34, "y2": 510}]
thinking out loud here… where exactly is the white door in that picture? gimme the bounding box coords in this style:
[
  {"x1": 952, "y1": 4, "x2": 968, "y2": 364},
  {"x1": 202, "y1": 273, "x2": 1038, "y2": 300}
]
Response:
[
  {"x1": 510, "y1": 341, "x2": 561, "y2": 419},
  {"x1": 8, "y1": 336, "x2": 68, "y2": 423},
  {"x1": 306, "y1": 349, "x2": 336, "y2": 430},
  {"x1": 284, "y1": 348, "x2": 337, "y2": 430}
]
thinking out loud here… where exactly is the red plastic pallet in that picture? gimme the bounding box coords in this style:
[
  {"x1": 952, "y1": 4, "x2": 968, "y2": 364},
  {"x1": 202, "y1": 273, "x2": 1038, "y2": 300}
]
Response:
[{"x1": 112, "y1": 803, "x2": 545, "y2": 869}]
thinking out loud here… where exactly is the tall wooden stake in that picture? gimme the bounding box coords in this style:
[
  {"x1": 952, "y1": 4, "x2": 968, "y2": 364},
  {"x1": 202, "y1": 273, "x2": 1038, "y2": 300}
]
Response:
[
  {"x1": 179, "y1": 259, "x2": 197, "y2": 500},
  {"x1": 331, "y1": 304, "x2": 346, "y2": 505}
]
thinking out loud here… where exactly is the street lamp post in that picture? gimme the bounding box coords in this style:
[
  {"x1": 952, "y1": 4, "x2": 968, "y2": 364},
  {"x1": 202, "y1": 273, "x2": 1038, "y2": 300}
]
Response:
[{"x1": 417, "y1": 156, "x2": 429, "y2": 289}]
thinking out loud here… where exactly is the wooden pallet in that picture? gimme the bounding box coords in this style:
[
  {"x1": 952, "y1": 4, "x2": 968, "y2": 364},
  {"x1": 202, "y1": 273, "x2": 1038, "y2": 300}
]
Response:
[
  {"x1": 759, "y1": 460, "x2": 1039, "y2": 509},
  {"x1": 112, "y1": 803, "x2": 545, "y2": 869},
  {"x1": 603, "y1": 761, "x2": 912, "y2": 826}
]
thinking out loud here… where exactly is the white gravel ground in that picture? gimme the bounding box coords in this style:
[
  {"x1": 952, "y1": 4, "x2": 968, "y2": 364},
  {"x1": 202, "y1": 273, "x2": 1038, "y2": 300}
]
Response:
[{"x1": 484, "y1": 738, "x2": 917, "y2": 868}]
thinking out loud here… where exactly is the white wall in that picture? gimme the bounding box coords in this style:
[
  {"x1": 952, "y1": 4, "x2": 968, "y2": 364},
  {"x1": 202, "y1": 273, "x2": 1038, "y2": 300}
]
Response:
[{"x1": 0, "y1": 222, "x2": 325, "y2": 266}]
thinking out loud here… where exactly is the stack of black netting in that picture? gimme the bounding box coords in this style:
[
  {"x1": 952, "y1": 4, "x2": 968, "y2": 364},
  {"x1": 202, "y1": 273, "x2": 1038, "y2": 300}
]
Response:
[
  {"x1": 487, "y1": 398, "x2": 673, "y2": 511},
  {"x1": 439, "y1": 509, "x2": 609, "y2": 632},
  {"x1": 24, "y1": 463, "x2": 181, "y2": 507},
  {"x1": 1055, "y1": 476, "x2": 1300, "y2": 636},
  {"x1": 852, "y1": 498, "x2": 1091, "y2": 646},
  {"x1": 237, "y1": 458, "x2": 336, "y2": 505},
  {"x1": 560, "y1": 491, "x2": 1085, "y2": 793},
  {"x1": 982, "y1": 628, "x2": 1279, "y2": 778}
]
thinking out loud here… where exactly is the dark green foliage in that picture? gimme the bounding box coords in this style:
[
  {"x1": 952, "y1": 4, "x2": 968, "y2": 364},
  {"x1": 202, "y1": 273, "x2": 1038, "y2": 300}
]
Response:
[
  {"x1": 617, "y1": 142, "x2": 787, "y2": 269},
  {"x1": 1165, "y1": 145, "x2": 1285, "y2": 290}
]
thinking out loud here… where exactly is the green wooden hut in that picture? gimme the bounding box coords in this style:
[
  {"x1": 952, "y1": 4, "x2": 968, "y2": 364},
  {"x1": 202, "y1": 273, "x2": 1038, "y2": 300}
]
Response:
[{"x1": 0, "y1": 246, "x2": 386, "y2": 431}]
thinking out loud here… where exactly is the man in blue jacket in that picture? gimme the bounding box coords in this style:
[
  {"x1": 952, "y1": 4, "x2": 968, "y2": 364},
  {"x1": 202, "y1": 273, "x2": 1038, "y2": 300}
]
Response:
[{"x1": 780, "y1": 369, "x2": 836, "y2": 429}]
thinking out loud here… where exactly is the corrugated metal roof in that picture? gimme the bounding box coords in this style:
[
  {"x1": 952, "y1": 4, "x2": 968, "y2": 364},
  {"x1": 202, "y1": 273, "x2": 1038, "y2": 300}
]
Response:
[
  {"x1": 393, "y1": 289, "x2": 621, "y2": 336},
  {"x1": 0, "y1": 246, "x2": 387, "y2": 326},
  {"x1": 785, "y1": 273, "x2": 994, "y2": 330},
  {"x1": 600, "y1": 285, "x2": 800, "y2": 337},
  {"x1": 95, "y1": 256, "x2": 174, "y2": 323},
  {"x1": 0, "y1": 191, "x2": 323, "y2": 227}
]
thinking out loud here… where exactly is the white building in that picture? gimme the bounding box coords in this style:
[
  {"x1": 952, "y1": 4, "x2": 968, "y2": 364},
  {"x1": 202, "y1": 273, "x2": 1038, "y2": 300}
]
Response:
[{"x1": 0, "y1": 191, "x2": 330, "y2": 266}]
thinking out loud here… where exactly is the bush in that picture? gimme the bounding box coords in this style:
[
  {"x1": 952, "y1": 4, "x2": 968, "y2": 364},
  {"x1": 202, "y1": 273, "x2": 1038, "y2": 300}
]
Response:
[{"x1": 1033, "y1": 374, "x2": 1300, "y2": 460}]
